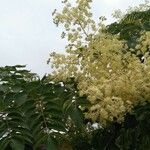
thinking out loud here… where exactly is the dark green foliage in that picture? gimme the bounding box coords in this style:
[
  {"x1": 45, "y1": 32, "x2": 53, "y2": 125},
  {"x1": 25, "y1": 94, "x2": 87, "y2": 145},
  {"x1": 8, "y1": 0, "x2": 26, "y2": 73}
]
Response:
[
  {"x1": 0, "y1": 66, "x2": 86, "y2": 150},
  {"x1": 107, "y1": 9, "x2": 150, "y2": 57},
  {"x1": 107, "y1": 9, "x2": 150, "y2": 41}
]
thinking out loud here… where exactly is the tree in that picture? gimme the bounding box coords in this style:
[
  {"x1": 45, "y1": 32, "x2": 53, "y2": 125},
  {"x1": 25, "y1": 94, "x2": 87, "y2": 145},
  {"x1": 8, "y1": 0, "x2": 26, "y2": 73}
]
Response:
[
  {"x1": 49, "y1": 0, "x2": 150, "y2": 126},
  {"x1": 0, "y1": 0, "x2": 150, "y2": 149},
  {"x1": 48, "y1": 1, "x2": 150, "y2": 149},
  {"x1": 0, "y1": 66, "x2": 149, "y2": 149},
  {"x1": 0, "y1": 66, "x2": 88, "y2": 150},
  {"x1": 107, "y1": 6, "x2": 150, "y2": 59}
]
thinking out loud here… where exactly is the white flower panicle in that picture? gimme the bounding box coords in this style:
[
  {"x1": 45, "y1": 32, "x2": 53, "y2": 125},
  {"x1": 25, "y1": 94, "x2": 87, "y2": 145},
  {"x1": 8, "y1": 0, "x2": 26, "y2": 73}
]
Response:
[{"x1": 50, "y1": 0, "x2": 150, "y2": 126}]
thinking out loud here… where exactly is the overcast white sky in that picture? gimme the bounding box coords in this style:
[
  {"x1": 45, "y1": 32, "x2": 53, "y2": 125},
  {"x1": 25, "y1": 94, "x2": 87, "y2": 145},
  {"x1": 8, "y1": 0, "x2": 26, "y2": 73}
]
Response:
[{"x1": 0, "y1": 0, "x2": 147, "y2": 76}]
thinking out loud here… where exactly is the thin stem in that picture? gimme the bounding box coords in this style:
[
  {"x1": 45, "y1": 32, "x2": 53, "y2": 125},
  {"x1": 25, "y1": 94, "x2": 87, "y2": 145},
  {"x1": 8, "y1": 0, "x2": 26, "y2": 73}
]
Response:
[
  {"x1": 39, "y1": 101, "x2": 48, "y2": 131},
  {"x1": 76, "y1": 19, "x2": 89, "y2": 38}
]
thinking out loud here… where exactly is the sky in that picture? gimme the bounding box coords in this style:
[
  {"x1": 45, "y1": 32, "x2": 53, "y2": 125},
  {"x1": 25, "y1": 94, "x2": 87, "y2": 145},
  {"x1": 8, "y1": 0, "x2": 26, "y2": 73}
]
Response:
[{"x1": 0, "y1": 0, "x2": 147, "y2": 76}]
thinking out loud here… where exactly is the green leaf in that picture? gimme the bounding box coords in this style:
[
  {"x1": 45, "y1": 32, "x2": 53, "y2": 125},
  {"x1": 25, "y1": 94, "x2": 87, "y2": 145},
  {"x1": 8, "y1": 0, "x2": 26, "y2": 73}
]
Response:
[
  {"x1": 11, "y1": 86, "x2": 22, "y2": 93},
  {"x1": 33, "y1": 133, "x2": 47, "y2": 149},
  {"x1": 12, "y1": 134, "x2": 33, "y2": 145},
  {"x1": 32, "y1": 123, "x2": 43, "y2": 137},
  {"x1": 0, "y1": 138, "x2": 10, "y2": 150},
  {"x1": 47, "y1": 122, "x2": 66, "y2": 132},
  {"x1": 0, "y1": 85, "x2": 10, "y2": 92},
  {"x1": 14, "y1": 92, "x2": 28, "y2": 106},
  {"x1": 69, "y1": 106, "x2": 84, "y2": 129},
  {"x1": 46, "y1": 137, "x2": 57, "y2": 150},
  {"x1": 10, "y1": 139, "x2": 25, "y2": 150},
  {"x1": 14, "y1": 65, "x2": 26, "y2": 68},
  {"x1": 21, "y1": 100, "x2": 35, "y2": 113},
  {"x1": 63, "y1": 99, "x2": 73, "y2": 113}
]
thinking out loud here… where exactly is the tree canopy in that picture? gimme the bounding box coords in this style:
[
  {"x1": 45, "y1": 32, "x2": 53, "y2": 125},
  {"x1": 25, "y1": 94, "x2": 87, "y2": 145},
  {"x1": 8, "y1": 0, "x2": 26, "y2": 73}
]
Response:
[
  {"x1": 50, "y1": 0, "x2": 150, "y2": 126},
  {"x1": 0, "y1": 0, "x2": 150, "y2": 149}
]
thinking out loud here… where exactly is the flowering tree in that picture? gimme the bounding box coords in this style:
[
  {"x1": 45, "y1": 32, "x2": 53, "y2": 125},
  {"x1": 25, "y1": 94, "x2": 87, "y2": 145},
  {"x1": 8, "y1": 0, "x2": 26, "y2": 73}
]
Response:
[
  {"x1": 0, "y1": 1, "x2": 149, "y2": 150},
  {"x1": 48, "y1": 2, "x2": 150, "y2": 149},
  {"x1": 49, "y1": 0, "x2": 150, "y2": 126}
]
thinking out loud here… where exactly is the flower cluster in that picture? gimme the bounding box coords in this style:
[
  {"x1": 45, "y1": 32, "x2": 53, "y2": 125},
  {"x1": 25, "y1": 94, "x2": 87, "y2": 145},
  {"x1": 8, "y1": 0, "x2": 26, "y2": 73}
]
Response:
[
  {"x1": 50, "y1": 0, "x2": 150, "y2": 126},
  {"x1": 52, "y1": 0, "x2": 106, "y2": 49}
]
